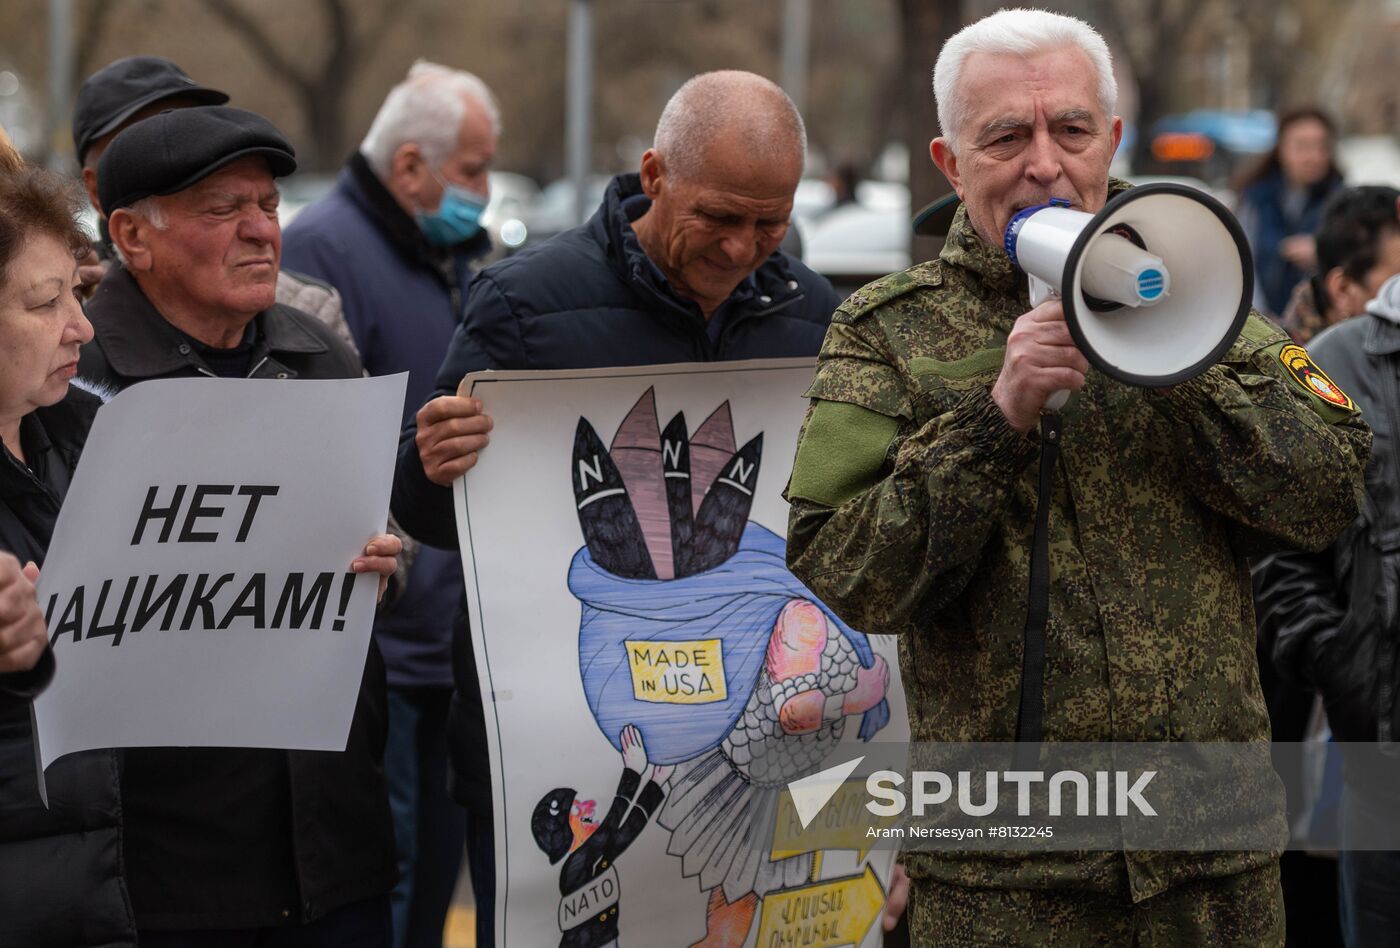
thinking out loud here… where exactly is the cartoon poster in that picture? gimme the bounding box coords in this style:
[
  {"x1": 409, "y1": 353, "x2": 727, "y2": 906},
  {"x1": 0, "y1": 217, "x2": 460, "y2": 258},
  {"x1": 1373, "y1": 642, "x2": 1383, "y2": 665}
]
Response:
[{"x1": 455, "y1": 359, "x2": 909, "y2": 948}]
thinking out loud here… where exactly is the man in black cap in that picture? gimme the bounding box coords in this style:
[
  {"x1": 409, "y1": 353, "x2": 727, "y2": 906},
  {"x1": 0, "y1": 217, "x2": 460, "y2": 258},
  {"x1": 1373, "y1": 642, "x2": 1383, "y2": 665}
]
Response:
[
  {"x1": 72, "y1": 56, "x2": 227, "y2": 225},
  {"x1": 76, "y1": 105, "x2": 399, "y2": 947},
  {"x1": 70, "y1": 56, "x2": 360, "y2": 358}
]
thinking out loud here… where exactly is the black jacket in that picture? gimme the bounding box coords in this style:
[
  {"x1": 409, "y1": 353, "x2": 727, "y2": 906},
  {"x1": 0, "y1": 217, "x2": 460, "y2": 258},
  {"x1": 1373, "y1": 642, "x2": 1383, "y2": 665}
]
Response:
[
  {"x1": 390, "y1": 173, "x2": 840, "y2": 811},
  {"x1": 1255, "y1": 311, "x2": 1399, "y2": 744},
  {"x1": 0, "y1": 388, "x2": 137, "y2": 948},
  {"x1": 76, "y1": 265, "x2": 396, "y2": 930}
]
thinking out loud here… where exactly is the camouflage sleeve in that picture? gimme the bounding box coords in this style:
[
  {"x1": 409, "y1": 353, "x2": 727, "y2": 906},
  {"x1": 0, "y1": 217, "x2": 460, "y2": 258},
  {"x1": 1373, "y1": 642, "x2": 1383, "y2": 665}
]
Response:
[
  {"x1": 785, "y1": 318, "x2": 1038, "y2": 636},
  {"x1": 1147, "y1": 314, "x2": 1371, "y2": 555}
]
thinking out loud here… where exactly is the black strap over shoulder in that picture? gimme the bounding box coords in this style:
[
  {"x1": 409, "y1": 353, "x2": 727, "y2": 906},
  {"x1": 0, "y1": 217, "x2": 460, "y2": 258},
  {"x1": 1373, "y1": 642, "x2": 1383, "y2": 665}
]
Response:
[{"x1": 1013, "y1": 413, "x2": 1061, "y2": 769}]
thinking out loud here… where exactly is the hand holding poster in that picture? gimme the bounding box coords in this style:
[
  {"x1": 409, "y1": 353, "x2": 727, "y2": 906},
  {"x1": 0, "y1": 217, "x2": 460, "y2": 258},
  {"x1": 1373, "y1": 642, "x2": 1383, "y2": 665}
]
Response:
[
  {"x1": 454, "y1": 359, "x2": 909, "y2": 948},
  {"x1": 33, "y1": 374, "x2": 407, "y2": 779}
]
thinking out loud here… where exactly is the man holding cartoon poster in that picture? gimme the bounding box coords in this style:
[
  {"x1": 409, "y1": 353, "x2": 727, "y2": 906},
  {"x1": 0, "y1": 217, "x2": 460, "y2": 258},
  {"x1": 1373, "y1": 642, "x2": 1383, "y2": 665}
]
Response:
[{"x1": 393, "y1": 71, "x2": 917, "y2": 944}]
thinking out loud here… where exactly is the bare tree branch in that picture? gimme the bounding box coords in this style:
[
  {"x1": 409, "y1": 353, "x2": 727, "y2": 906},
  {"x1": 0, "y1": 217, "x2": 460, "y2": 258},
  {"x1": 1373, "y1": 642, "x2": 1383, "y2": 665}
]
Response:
[
  {"x1": 204, "y1": 0, "x2": 309, "y2": 92},
  {"x1": 75, "y1": 0, "x2": 120, "y2": 81},
  {"x1": 361, "y1": 0, "x2": 409, "y2": 57}
]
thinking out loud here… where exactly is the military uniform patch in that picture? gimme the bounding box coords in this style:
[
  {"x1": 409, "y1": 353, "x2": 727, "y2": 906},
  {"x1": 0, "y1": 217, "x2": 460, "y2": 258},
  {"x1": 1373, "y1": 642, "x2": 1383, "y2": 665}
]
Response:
[{"x1": 1280, "y1": 344, "x2": 1354, "y2": 411}]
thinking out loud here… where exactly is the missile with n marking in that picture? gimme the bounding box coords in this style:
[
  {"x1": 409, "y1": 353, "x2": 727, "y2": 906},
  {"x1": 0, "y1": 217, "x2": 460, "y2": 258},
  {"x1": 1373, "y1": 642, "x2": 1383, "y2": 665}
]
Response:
[
  {"x1": 682, "y1": 433, "x2": 762, "y2": 575},
  {"x1": 572, "y1": 417, "x2": 655, "y2": 579},
  {"x1": 659, "y1": 412, "x2": 695, "y2": 577}
]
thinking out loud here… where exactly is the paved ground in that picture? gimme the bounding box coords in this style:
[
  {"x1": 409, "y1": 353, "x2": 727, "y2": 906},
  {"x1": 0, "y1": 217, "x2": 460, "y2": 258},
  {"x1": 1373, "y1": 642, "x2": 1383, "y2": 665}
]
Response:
[
  {"x1": 443, "y1": 905, "x2": 476, "y2": 948},
  {"x1": 442, "y1": 860, "x2": 477, "y2": 947}
]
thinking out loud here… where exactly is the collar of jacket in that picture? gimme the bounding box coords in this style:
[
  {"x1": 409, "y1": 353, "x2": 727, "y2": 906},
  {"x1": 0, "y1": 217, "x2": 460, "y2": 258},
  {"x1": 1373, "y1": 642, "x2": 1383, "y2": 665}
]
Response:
[
  {"x1": 1364, "y1": 312, "x2": 1400, "y2": 357},
  {"x1": 0, "y1": 390, "x2": 96, "y2": 509},
  {"x1": 342, "y1": 151, "x2": 491, "y2": 276},
  {"x1": 939, "y1": 176, "x2": 1135, "y2": 301},
  {"x1": 1244, "y1": 168, "x2": 1344, "y2": 216},
  {"x1": 0, "y1": 411, "x2": 55, "y2": 504},
  {"x1": 84, "y1": 265, "x2": 329, "y2": 379},
  {"x1": 591, "y1": 173, "x2": 807, "y2": 320}
]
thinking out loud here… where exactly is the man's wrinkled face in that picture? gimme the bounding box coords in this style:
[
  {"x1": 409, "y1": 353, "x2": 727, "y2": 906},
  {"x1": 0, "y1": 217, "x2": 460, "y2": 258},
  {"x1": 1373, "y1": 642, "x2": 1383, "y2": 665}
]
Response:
[
  {"x1": 419, "y1": 96, "x2": 497, "y2": 211},
  {"x1": 931, "y1": 46, "x2": 1122, "y2": 247},
  {"x1": 143, "y1": 156, "x2": 281, "y2": 319},
  {"x1": 641, "y1": 131, "x2": 800, "y2": 314}
]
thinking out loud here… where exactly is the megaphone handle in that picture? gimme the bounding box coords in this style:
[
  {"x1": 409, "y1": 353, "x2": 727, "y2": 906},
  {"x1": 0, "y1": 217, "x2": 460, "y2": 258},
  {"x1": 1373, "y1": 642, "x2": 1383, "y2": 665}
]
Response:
[
  {"x1": 1026, "y1": 276, "x2": 1069, "y2": 412},
  {"x1": 1029, "y1": 274, "x2": 1055, "y2": 308}
]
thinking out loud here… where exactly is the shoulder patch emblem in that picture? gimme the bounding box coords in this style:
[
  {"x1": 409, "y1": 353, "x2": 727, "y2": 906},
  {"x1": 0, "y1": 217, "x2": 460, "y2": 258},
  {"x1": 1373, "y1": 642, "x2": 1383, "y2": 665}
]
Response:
[{"x1": 1280, "y1": 344, "x2": 1354, "y2": 411}]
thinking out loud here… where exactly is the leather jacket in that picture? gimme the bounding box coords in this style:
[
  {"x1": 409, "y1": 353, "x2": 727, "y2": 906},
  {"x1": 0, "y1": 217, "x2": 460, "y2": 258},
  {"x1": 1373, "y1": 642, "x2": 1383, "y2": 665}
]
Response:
[{"x1": 1256, "y1": 307, "x2": 1398, "y2": 744}]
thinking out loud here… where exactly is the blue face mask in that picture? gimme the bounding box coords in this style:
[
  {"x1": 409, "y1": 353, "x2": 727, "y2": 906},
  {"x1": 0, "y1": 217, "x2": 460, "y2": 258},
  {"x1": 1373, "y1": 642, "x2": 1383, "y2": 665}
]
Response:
[{"x1": 415, "y1": 172, "x2": 488, "y2": 246}]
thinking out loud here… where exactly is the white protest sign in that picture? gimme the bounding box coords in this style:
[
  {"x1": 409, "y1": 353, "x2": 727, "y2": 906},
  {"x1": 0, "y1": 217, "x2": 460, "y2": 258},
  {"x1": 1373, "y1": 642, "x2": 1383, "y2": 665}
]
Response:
[
  {"x1": 454, "y1": 360, "x2": 909, "y2": 948},
  {"x1": 33, "y1": 373, "x2": 406, "y2": 775}
]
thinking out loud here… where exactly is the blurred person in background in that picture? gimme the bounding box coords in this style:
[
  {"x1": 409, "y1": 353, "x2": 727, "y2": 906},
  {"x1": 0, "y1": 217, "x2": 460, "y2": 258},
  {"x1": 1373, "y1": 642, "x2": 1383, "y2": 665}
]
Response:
[
  {"x1": 1256, "y1": 265, "x2": 1400, "y2": 948},
  {"x1": 0, "y1": 129, "x2": 135, "y2": 948},
  {"x1": 1235, "y1": 107, "x2": 1345, "y2": 318},
  {"x1": 1279, "y1": 186, "x2": 1400, "y2": 343},
  {"x1": 282, "y1": 60, "x2": 499, "y2": 948}
]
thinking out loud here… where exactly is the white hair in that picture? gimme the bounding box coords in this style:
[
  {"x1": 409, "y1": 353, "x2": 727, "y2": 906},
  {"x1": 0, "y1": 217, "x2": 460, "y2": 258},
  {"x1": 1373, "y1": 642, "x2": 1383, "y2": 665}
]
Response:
[
  {"x1": 933, "y1": 8, "x2": 1117, "y2": 151},
  {"x1": 653, "y1": 71, "x2": 806, "y2": 181},
  {"x1": 360, "y1": 60, "x2": 501, "y2": 178},
  {"x1": 111, "y1": 196, "x2": 167, "y2": 268}
]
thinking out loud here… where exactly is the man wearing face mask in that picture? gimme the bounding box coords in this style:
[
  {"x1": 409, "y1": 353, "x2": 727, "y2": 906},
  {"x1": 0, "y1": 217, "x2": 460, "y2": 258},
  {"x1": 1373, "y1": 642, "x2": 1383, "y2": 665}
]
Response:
[{"x1": 280, "y1": 60, "x2": 497, "y2": 948}]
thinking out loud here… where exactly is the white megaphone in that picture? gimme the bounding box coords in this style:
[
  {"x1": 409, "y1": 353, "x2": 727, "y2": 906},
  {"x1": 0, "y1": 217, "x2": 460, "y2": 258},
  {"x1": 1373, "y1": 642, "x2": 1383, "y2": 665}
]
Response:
[{"x1": 1003, "y1": 182, "x2": 1253, "y2": 412}]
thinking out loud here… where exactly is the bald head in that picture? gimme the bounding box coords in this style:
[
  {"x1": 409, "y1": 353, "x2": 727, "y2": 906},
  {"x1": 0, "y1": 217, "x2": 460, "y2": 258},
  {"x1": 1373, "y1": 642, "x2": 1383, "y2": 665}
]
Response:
[{"x1": 652, "y1": 71, "x2": 806, "y2": 182}]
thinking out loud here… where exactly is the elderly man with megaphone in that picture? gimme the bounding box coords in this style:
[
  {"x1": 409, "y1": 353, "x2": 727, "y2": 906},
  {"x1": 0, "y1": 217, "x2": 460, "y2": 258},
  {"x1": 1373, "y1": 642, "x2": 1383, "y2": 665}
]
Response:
[{"x1": 786, "y1": 8, "x2": 1369, "y2": 946}]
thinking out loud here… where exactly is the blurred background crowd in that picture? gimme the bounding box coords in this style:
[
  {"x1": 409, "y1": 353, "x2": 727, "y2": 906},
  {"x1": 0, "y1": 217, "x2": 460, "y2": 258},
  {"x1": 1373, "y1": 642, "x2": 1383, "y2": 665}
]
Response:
[{"x1": 3, "y1": 0, "x2": 1399, "y2": 302}]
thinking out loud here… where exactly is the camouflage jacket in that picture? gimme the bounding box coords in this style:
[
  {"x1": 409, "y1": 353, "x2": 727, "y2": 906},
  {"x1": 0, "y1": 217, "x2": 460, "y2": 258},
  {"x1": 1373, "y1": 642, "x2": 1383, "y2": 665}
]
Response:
[{"x1": 785, "y1": 205, "x2": 1371, "y2": 899}]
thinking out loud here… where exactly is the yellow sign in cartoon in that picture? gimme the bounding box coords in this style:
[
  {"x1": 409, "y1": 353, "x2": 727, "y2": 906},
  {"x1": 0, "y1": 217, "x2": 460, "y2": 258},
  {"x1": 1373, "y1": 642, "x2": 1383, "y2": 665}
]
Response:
[
  {"x1": 625, "y1": 638, "x2": 727, "y2": 704},
  {"x1": 756, "y1": 864, "x2": 886, "y2": 948}
]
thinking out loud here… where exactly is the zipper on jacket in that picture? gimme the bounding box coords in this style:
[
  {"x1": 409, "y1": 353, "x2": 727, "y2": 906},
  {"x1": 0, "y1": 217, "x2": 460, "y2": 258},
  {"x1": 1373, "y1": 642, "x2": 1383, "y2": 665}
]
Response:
[{"x1": 715, "y1": 290, "x2": 807, "y2": 352}]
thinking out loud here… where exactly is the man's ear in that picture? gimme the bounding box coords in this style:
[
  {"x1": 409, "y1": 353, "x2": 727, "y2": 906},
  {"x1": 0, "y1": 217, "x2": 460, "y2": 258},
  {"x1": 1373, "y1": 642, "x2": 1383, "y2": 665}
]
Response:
[
  {"x1": 389, "y1": 142, "x2": 429, "y2": 207},
  {"x1": 929, "y1": 138, "x2": 964, "y2": 199},
  {"x1": 1322, "y1": 265, "x2": 1357, "y2": 318},
  {"x1": 638, "y1": 149, "x2": 665, "y2": 200},
  {"x1": 108, "y1": 209, "x2": 153, "y2": 272},
  {"x1": 81, "y1": 166, "x2": 102, "y2": 219}
]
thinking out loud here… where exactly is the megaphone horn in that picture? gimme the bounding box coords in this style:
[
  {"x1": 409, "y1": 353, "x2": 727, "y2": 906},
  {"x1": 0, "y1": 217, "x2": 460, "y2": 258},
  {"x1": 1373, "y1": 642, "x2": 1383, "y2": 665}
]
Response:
[{"x1": 1004, "y1": 183, "x2": 1254, "y2": 411}]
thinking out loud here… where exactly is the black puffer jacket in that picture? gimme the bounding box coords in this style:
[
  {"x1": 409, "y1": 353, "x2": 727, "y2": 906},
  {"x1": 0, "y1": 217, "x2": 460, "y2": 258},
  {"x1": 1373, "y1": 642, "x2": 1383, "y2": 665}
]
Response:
[
  {"x1": 76, "y1": 266, "x2": 396, "y2": 930},
  {"x1": 1255, "y1": 306, "x2": 1398, "y2": 743},
  {"x1": 0, "y1": 386, "x2": 136, "y2": 948}
]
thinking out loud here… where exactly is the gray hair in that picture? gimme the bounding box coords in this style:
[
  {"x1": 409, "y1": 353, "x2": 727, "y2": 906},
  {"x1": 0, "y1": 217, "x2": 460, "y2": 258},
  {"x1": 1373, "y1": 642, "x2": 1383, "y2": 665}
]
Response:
[
  {"x1": 360, "y1": 60, "x2": 500, "y2": 178},
  {"x1": 933, "y1": 8, "x2": 1117, "y2": 152},
  {"x1": 111, "y1": 195, "x2": 167, "y2": 268},
  {"x1": 653, "y1": 70, "x2": 806, "y2": 181}
]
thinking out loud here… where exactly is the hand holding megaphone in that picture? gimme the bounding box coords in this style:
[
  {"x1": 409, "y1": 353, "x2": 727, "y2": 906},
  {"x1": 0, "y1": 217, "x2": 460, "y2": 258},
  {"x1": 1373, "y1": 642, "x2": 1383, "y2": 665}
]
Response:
[
  {"x1": 1002, "y1": 184, "x2": 1253, "y2": 419},
  {"x1": 991, "y1": 299, "x2": 1090, "y2": 435}
]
